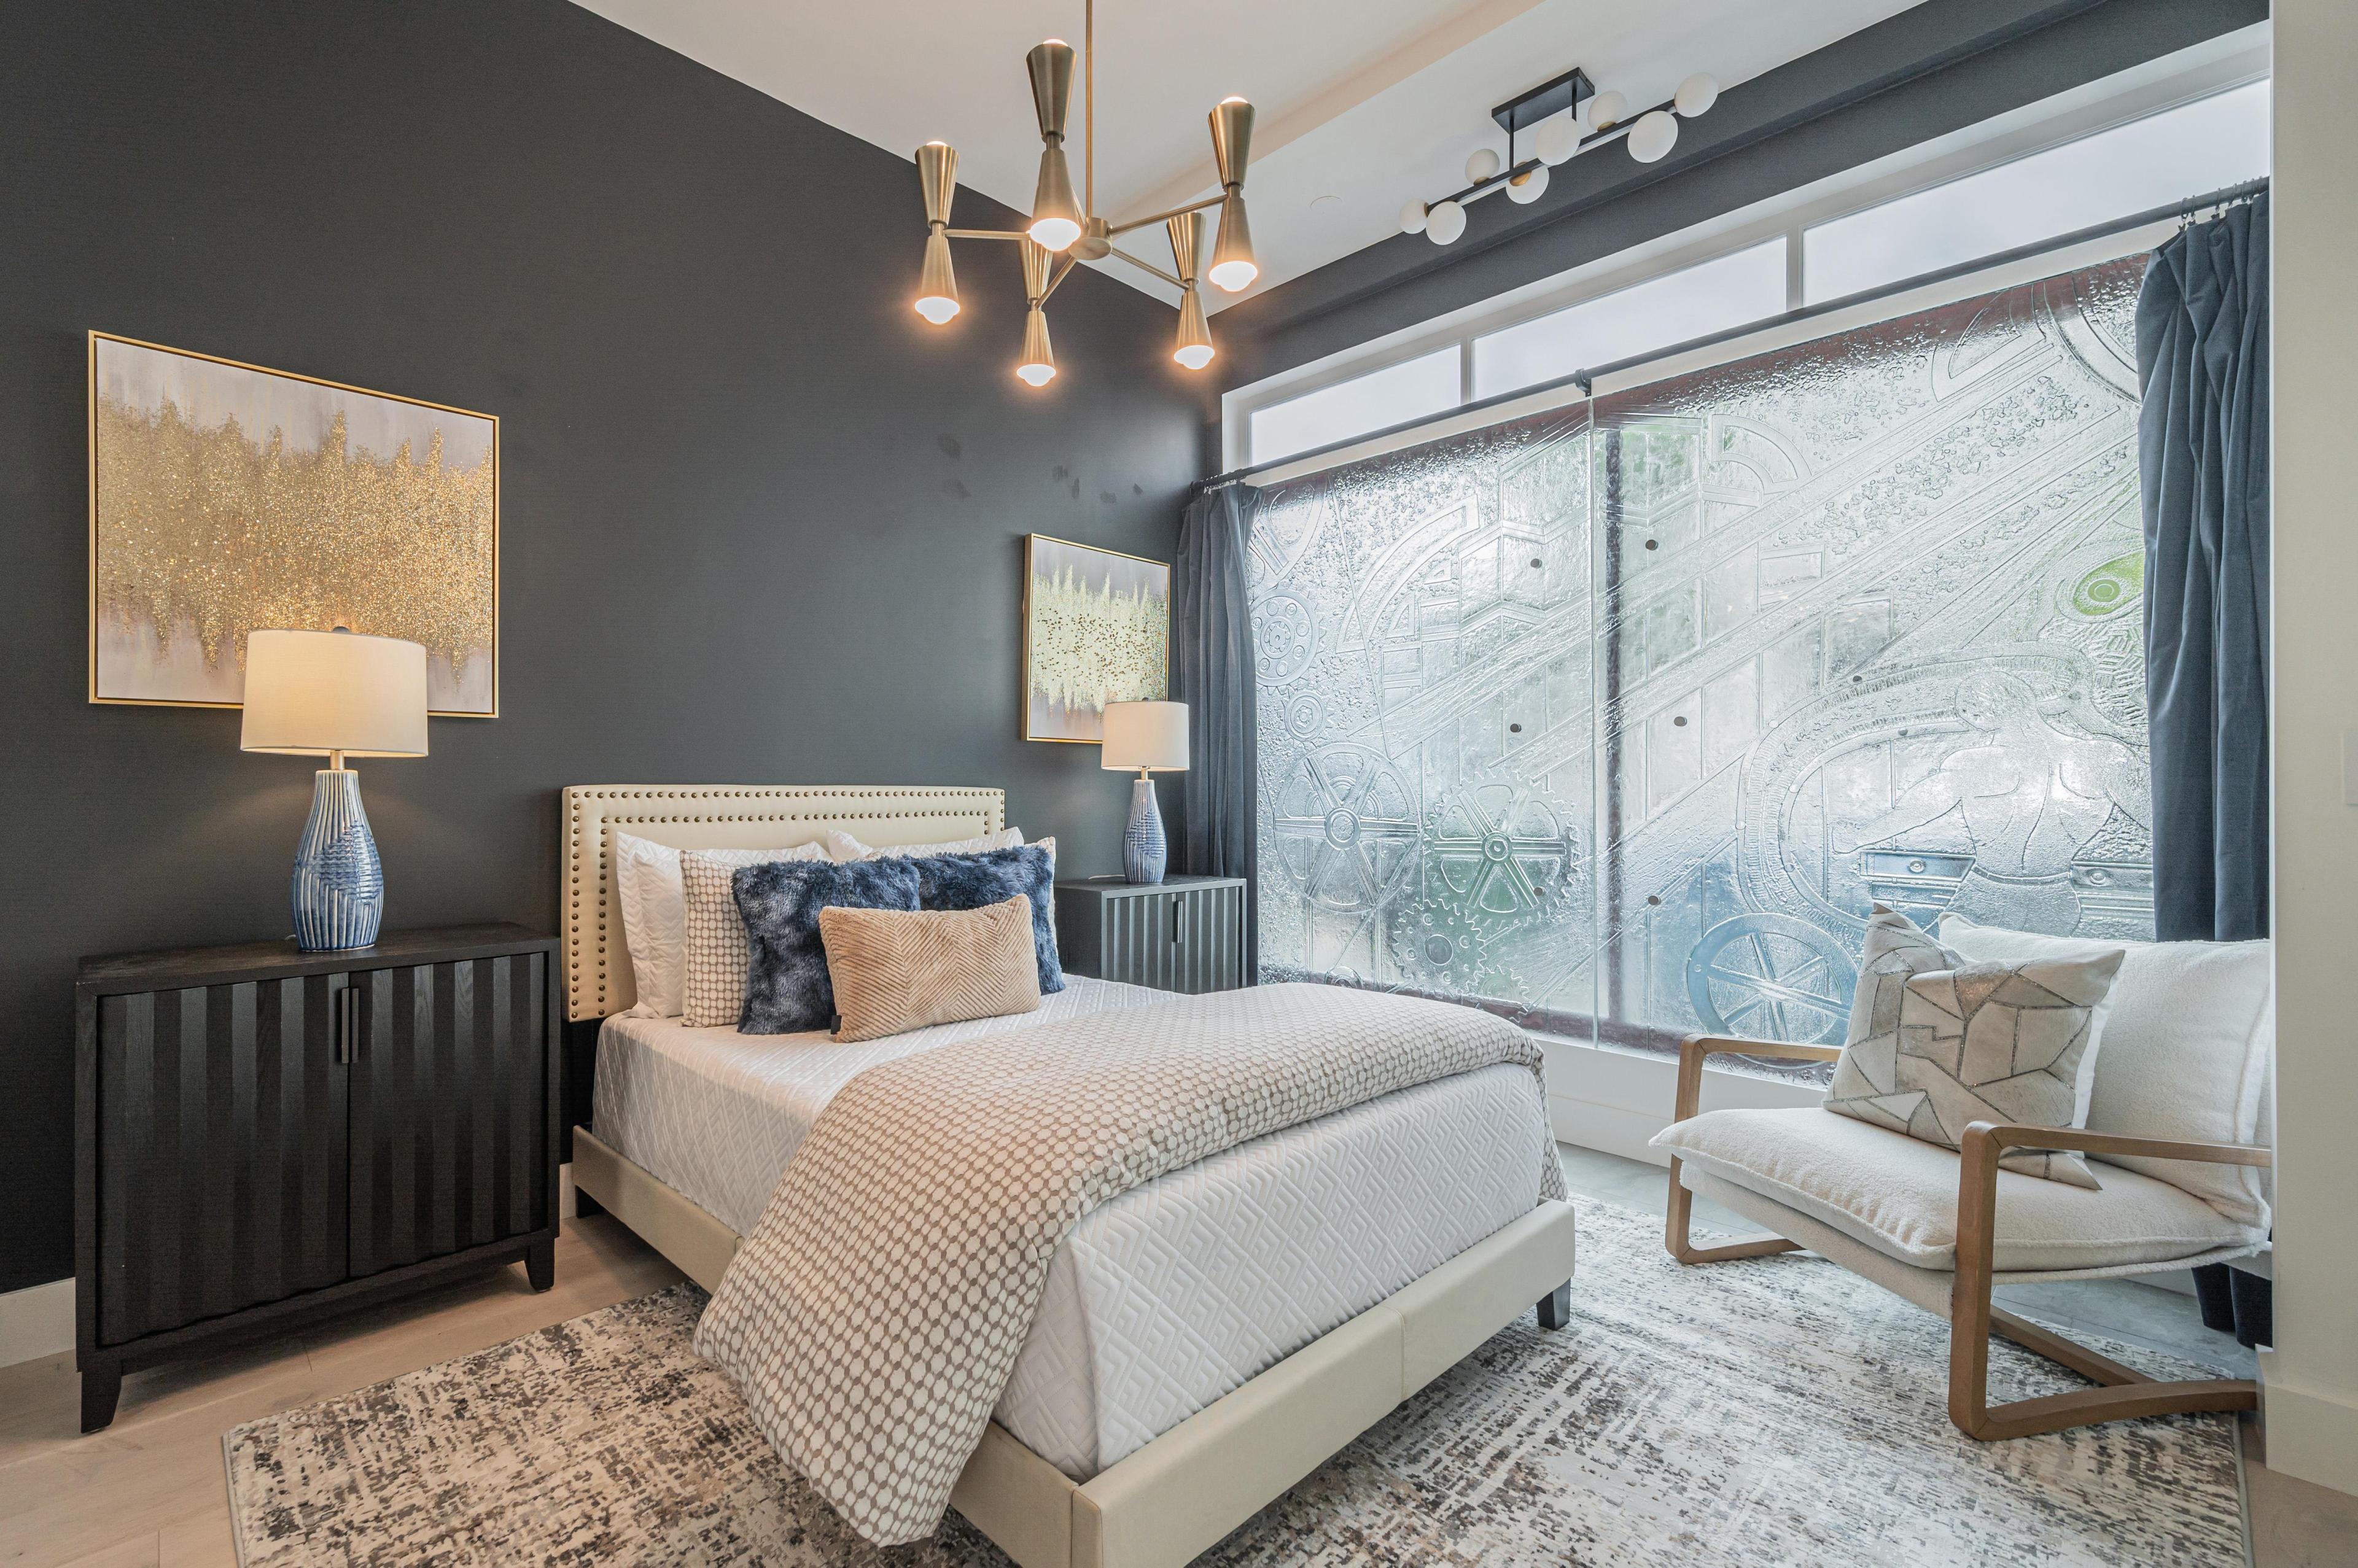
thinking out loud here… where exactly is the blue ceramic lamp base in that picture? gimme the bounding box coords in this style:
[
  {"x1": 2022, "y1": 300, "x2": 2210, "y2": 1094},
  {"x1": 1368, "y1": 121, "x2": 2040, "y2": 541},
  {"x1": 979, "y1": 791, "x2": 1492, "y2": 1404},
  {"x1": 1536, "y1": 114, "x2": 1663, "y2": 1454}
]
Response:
[
  {"x1": 292, "y1": 768, "x2": 386, "y2": 951},
  {"x1": 1124, "y1": 774, "x2": 1167, "y2": 885}
]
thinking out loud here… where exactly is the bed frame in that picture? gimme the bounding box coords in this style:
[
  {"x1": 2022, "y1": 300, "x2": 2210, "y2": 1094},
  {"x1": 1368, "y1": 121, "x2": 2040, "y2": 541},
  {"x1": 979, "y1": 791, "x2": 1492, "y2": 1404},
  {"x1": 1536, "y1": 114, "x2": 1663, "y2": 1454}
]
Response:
[{"x1": 561, "y1": 785, "x2": 1580, "y2": 1568}]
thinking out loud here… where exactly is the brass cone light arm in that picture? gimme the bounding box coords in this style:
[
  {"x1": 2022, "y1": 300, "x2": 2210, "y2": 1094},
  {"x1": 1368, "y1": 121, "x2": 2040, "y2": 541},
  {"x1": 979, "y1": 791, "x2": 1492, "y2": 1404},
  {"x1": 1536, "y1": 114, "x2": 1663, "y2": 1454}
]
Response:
[{"x1": 912, "y1": 0, "x2": 1250, "y2": 376}]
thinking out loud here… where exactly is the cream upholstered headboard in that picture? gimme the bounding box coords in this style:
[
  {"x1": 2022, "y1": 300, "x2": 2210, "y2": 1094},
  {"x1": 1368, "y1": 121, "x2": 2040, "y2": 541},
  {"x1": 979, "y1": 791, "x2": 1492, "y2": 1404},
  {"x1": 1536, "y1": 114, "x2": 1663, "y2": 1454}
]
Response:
[{"x1": 561, "y1": 785, "x2": 1006, "y2": 1022}]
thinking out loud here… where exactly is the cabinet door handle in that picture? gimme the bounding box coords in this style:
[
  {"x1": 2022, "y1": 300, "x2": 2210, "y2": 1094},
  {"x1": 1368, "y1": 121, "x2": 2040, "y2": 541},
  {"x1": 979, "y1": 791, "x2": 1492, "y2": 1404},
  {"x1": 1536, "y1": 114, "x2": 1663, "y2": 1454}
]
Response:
[
  {"x1": 1171, "y1": 896, "x2": 1185, "y2": 943},
  {"x1": 337, "y1": 986, "x2": 359, "y2": 1065}
]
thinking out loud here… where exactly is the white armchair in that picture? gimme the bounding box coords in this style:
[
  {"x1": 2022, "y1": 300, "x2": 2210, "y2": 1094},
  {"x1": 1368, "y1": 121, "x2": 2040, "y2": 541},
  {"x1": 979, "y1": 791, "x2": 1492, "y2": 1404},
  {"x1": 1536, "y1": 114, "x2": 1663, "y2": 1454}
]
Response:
[{"x1": 1657, "y1": 1037, "x2": 2270, "y2": 1438}]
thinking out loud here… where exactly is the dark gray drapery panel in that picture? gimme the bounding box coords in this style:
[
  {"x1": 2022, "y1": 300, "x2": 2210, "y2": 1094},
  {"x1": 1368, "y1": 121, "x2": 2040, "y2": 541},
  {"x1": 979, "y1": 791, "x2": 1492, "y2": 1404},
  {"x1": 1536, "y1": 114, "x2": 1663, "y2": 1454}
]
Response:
[
  {"x1": 2138, "y1": 193, "x2": 2270, "y2": 945},
  {"x1": 2138, "y1": 192, "x2": 2270, "y2": 1349},
  {"x1": 1171, "y1": 480, "x2": 1260, "y2": 977}
]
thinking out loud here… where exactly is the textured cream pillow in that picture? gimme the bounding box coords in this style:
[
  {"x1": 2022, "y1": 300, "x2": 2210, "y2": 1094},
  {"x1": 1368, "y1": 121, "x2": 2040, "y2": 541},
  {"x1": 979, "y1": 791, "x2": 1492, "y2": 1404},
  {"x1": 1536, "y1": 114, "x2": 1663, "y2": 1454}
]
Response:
[
  {"x1": 614, "y1": 834, "x2": 830, "y2": 1018},
  {"x1": 1825, "y1": 907, "x2": 2123, "y2": 1187},
  {"x1": 819, "y1": 895, "x2": 1042, "y2": 1043},
  {"x1": 677, "y1": 844, "x2": 831, "y2": 1028}
]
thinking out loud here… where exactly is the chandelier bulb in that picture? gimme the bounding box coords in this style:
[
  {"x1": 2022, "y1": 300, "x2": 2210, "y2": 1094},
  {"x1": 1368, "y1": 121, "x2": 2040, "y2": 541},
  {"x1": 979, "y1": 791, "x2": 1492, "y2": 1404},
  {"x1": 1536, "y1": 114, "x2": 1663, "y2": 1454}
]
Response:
[
  {"x1": 914, "y1": 227, "x2": 960, "y2": 325},
  {"x1": 1208, "y1": 190, "x2": 1258, "y2": 292},
  {"x1": 1173, "y1": 287, "x2": 1214, "y2": 370},
  {"x1": 1506, "y1": 164, "x2": 1548, "y2": 204},
  {"x1": 1399, "y1": 200, "x2": 1429, "y2": 235},
  {"x1": 1425, "y1": 198, "x2": 1466, "y2": 246},
  {"x1": 1016, "y1": 306, "x2": 1056, "y2": 386}
]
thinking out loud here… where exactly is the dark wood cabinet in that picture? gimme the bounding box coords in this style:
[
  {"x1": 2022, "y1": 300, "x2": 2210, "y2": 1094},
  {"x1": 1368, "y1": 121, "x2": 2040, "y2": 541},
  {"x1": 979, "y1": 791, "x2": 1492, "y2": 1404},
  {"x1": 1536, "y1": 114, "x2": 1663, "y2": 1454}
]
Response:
[
  {"x1": 1054, "y1": 876, "x2": 1248, "y2": 994},
  {"x1": 76, "y1": 925, "x2": 558, "y2": 1432}
]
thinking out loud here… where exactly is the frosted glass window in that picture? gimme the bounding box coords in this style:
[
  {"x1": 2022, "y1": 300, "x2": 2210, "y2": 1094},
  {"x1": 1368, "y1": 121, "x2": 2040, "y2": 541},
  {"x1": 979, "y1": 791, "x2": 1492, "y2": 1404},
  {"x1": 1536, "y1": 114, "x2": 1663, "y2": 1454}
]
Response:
[
  {"x1": 1804, "y1": 81, "x2": 2269, "y2": 305},
  {"x1": 1251, "y1": 254, "x2": 2154, "y2": 1055},
  {"x1": 1248, "y1": 347, "x2": 1461, "y2": 465},
  {"x1": 1473, "y1": 240, "x2": 1788, "y2": 401}
]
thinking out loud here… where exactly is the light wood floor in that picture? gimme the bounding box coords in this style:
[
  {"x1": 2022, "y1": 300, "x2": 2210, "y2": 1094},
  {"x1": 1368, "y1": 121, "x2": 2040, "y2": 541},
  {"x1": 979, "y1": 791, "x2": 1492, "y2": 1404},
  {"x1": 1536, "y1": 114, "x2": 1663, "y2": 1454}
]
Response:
[{"x1": 3, "y1": 1155, "x2": 2352, "y2": 1567}]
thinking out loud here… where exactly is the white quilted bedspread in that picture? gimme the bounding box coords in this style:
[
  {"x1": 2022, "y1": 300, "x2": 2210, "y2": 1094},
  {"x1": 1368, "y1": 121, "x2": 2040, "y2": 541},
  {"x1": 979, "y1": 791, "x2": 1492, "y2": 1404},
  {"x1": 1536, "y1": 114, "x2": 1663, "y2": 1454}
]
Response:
[{"x1": 593, "y1": 980, "x2": 1553, "y2": 1480}]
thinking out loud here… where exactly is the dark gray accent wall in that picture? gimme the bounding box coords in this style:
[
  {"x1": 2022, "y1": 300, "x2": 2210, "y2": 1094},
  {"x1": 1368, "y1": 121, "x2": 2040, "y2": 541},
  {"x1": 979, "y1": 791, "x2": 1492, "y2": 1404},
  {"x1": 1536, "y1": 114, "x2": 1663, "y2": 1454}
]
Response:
[
  {"x1": 1216, "y1": 0, "x2": 2266, "y2": 394},
  {"x1": 0, "y1": 1, "x2": 1208, "y2": 1292}
]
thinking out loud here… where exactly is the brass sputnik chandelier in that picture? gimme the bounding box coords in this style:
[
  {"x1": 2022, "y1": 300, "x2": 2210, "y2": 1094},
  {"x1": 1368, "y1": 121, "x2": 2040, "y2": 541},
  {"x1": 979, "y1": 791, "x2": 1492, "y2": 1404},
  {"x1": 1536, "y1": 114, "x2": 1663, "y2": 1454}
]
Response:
[{"x1": 911, "y1": 1, "x2": 1256, "y2": 386}]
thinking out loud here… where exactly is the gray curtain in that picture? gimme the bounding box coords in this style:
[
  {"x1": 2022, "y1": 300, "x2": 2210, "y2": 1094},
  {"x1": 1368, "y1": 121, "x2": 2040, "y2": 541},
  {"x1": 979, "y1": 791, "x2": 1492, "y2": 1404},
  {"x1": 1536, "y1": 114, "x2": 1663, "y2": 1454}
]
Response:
[
  {"x1": 2138, "y1": 193, "x2": 2270, "y2": 945},
  {"x1": 1170, "y1": 479, "x2": 1259, "y2": 977},
  {"x1": 2136, "y1": 192, "x2": 2270, "y2": 1348}
]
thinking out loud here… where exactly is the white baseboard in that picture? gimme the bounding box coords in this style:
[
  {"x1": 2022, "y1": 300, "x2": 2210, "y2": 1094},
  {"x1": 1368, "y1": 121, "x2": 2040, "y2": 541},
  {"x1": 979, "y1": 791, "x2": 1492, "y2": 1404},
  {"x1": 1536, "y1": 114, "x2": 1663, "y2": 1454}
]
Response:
[
  {"x1": 1538, "y1": 1033, "x2": 1823, "y2": 1162},
  {"x1": 2259, "y1": 1349, "x2": 2358, "y2": 1497},
  {"x1": 0, "y1": 1277, "x2": 75, "y2": 1370}
]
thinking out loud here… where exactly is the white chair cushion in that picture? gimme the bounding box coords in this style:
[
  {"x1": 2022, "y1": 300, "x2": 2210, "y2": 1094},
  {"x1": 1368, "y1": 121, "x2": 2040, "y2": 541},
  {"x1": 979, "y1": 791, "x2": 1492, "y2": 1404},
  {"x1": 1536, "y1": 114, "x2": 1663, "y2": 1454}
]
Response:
[
  {"x1": 1939, "y1": 917, "x2": 2272, "y2": 1227},
  {"x1": 1652, "y1": 1107, "x2": 2265, "y2": 1273}
]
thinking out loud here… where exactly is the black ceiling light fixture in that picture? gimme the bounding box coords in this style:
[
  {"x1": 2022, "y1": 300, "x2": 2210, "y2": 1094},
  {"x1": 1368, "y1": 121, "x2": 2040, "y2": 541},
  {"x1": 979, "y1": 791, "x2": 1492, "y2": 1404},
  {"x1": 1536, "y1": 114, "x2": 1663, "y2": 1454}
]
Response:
[{"x1": 1404, "y1": 66, "x2": 1720, "y2": 246}]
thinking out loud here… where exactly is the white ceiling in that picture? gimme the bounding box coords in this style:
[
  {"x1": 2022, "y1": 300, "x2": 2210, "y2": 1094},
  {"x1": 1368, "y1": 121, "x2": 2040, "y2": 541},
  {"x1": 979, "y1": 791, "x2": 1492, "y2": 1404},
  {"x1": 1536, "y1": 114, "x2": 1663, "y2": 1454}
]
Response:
[{"x1": 577, "y1": 0, "x2": 1923, "y2": 311}]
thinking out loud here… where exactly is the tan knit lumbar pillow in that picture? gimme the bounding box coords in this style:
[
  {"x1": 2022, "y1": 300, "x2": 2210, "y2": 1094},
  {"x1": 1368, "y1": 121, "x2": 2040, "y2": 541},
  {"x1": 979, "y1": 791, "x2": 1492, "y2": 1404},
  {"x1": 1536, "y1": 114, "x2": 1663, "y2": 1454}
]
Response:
[{"x1": 819, "y1": 895, "x2": 1042, "y2": 1043}]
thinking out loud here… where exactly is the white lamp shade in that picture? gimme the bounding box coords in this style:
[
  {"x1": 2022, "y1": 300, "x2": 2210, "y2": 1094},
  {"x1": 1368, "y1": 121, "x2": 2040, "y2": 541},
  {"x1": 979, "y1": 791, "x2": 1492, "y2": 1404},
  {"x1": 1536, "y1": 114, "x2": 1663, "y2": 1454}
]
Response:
[
  {"x1": 240, "y1": 629, "x2": 429, "y2": 758},
  {"x1": 1100, "y1": 701, "x2": 1188, "y2": 772}
]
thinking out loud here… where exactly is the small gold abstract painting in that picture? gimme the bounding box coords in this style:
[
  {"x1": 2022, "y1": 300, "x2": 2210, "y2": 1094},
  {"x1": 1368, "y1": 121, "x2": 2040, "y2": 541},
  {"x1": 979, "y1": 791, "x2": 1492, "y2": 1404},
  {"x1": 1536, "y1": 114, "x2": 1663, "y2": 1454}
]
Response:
[
  {"x1": 88, "y1": 332, "x2": 499, "y2": 715},
  {"x1": 1023, "y1": 534, "x2": 1169, "y2": 742}
]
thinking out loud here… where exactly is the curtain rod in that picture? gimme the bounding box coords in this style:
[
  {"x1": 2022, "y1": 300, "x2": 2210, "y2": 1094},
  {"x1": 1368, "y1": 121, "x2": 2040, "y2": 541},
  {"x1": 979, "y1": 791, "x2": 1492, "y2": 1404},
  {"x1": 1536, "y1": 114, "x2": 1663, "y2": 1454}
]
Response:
[{"x1": 1202, "y1": 173, "x2": 2268, "y2": 494}]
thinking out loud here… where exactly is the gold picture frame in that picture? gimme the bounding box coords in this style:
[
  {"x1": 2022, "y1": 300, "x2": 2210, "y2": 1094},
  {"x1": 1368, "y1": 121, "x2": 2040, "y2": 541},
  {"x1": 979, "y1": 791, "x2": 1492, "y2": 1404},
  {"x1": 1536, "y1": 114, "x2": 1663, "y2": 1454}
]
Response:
[
  {"x1": 1021, "y1": 533, "x2": 1170, "y2": 743},
  {"x1": 87, "y1": 330, "x2": 500, "y2": 717}
]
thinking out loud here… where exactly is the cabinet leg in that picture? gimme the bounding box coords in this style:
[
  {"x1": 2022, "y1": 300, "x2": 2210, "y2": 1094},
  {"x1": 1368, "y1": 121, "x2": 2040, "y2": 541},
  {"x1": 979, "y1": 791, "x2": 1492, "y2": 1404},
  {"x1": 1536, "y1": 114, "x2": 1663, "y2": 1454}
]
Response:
[
  {"x1": 526, "y1": 1237, "x2": 555, "y2": 1292},
  {"x1": 80, "y1": 1363, "x2": 123, "y2": 1434}
]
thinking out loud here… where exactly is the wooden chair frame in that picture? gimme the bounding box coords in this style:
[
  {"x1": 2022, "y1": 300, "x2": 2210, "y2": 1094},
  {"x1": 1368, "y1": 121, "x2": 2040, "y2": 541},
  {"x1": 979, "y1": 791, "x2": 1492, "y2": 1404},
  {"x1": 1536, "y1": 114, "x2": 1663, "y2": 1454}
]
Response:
[{"x1": 1663, "y1": 1034, "x2": 2273, "y2": 1441}]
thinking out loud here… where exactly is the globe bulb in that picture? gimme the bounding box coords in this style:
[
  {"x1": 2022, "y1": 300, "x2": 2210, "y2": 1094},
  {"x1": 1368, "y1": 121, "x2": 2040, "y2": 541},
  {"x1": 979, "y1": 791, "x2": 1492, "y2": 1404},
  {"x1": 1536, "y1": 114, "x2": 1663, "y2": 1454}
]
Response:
[
  {"x1": 1174, "y1": 343, "x2": 1213, "y2": 370},
  {"x1": 914, "y1": 296, "x2": 959, "y2": 325},
  {"x1": 1675, "y1": 72, "x2": 1720, "y2": 117},
  {"x1": 1425, "y1": 198, "x2": 1466, "y2": 246},
  {"x1": 1465, "y1": 147, "x2": 1501, "y2": 184},
  {"x1": 1015, "y1": 362, "x2": 1056, "y2": 387},
  {"x1": 1533, "y1": 113, "x2": 1581, "y2": 166},
  {"x1": 1587, "y1": 90, "x2": 1627, "y2": 131},
  {"x1": 1027, "y1": 215, "x2": 1082, "y2": 252},
  {"x1": 1399, "y1": 199, "x2": 1429, "y2": 235},
  {"x1": 1506, "y1": 165, "x2": 1548, "y2": 204},
  {"x1": 1205, "y1": 259, "x2": 1253, "y2": 292},
  {"x1": 1628, "y1": 109, "x2": 1678, "y2": 163}
]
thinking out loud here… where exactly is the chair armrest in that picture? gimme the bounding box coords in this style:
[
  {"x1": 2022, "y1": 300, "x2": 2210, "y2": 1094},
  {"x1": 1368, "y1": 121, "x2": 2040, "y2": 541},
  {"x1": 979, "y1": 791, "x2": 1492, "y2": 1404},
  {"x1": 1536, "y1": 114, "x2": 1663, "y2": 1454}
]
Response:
[
  {"x1": 1951, "y1": 1122, "x2": 2272, "y2": 1303},
  {"x1": 1671, "y1": 1034, "x2": 1842, "y2": 1124},
  {"x1": 1959, "y1": 1122, "x2": 2273, "y2": 1173}
]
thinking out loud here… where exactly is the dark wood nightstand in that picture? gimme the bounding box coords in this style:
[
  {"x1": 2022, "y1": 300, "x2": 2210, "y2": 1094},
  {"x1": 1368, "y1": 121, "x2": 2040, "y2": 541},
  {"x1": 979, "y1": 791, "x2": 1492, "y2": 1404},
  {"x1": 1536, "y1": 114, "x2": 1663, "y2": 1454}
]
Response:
[
  {"x1": 1054, "y1": 875, "x2": 1248, "y2": 994},
  {"x1": 74, "y1": 922, "x2": 559, "y2": 1432}
]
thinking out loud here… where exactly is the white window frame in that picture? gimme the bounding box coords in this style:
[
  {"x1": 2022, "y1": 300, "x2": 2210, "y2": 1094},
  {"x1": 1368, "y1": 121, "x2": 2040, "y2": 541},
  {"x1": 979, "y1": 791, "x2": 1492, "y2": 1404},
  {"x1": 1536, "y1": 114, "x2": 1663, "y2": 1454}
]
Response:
[{"x1": 1219, "y1": 25, "x2": 2268, "y2": 473}]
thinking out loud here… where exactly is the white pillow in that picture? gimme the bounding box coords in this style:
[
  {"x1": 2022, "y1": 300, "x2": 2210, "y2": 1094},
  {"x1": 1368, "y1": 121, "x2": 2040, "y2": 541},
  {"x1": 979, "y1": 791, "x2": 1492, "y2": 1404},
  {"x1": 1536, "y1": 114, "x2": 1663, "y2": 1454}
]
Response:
[
  {"x1": 1939, "y1": 915, "x2": 2273, "y2": 1227},
  {"x1": 612, "y1": 833, "x2": 830, "y2": 1018},
  {"x1": 833, "y1": 826, "x2": 1025, "y2": 861}
]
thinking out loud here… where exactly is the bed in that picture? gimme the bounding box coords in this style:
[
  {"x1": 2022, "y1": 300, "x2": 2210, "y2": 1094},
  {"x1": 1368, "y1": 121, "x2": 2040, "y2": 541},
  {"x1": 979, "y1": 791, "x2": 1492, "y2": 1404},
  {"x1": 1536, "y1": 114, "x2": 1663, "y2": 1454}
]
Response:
[{"x1": 561, "y1": 785, "x2": 1579, "y2": 1568}]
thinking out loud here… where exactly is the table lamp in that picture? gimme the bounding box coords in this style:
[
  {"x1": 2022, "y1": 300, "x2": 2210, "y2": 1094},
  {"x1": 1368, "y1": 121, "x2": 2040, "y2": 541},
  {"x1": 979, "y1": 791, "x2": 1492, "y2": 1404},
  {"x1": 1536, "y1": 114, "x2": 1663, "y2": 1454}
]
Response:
[
  {"x1": 1100, "y1": 700, "x2": 1188, "y2": 885},
  {"x1": 240, "y1": 628, "x2": 429, "y2": 950}
]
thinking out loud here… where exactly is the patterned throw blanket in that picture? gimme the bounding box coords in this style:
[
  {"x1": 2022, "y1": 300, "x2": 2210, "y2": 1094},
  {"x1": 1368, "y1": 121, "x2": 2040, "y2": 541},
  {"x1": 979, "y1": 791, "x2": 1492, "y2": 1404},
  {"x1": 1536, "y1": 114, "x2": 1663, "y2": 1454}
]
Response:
[{"x1": 693, "y1": 982, "x2": 1563, "y2": 1545}]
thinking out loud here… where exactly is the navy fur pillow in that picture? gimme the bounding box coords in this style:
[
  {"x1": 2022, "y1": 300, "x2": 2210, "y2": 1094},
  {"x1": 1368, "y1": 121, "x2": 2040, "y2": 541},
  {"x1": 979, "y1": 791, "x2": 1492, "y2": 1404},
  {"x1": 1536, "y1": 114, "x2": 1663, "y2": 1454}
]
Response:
[
  {"x1": 905, "y1": 845, "x2": 1065, "y2": 995},
  {"x1": 734, "y1": 858, "x2": 922, "y2": 1034}
]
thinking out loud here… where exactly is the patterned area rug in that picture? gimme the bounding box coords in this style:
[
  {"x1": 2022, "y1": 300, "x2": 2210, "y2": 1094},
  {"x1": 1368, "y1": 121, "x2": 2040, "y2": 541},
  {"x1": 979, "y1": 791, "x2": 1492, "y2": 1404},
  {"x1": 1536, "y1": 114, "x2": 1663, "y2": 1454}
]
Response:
[{"x1": 224, "y1": 1203, "x2": 2244, "y2": 1566}]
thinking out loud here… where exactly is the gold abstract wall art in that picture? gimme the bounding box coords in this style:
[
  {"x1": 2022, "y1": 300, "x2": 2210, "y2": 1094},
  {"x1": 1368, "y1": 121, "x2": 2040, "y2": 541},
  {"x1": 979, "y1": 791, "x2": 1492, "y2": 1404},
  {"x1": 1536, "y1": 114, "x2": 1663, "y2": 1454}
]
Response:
[
  {"x1": 1022, "y1": 534, "x2": 1169, "y2": 742},
  {"x1": 88, "y1": 332, "x2": 499, "y2": 715}
]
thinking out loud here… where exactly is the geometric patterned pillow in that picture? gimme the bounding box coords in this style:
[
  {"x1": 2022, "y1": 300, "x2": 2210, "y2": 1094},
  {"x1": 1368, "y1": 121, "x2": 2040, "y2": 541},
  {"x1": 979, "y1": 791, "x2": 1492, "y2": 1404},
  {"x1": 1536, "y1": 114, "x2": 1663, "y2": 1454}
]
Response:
[
  {"x1": 676, "y1": 844, "x2": 833, "y2": 1028},
  {"x1": 1825, "y1": 906, "x2": 2123, "y2": 1187}
]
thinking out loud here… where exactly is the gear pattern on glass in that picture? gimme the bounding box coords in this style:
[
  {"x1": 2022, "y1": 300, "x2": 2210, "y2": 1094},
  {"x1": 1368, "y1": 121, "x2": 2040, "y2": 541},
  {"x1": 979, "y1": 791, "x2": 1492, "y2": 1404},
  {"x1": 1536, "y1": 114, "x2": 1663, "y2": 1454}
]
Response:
[{"x1": 1251, "y1": 258, "x2": 2152, "y2": 1046}]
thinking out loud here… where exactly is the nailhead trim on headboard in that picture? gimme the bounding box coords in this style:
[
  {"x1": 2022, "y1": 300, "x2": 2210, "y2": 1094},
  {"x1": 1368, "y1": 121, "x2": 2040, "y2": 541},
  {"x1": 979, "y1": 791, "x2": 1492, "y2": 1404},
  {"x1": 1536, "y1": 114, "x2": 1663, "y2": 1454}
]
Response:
[{"x1": 561, "y1": 786, "x2": 1006, "y2": 1022}]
